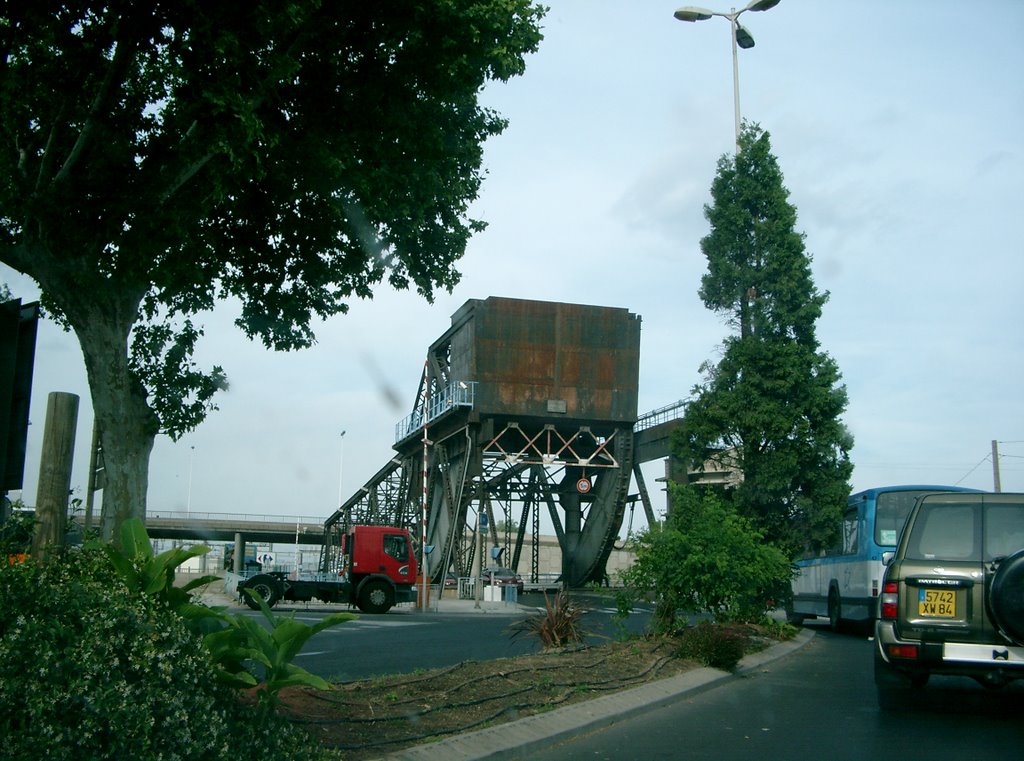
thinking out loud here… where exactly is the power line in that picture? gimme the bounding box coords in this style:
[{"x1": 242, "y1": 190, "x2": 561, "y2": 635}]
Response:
[{"x1": 954, "y1": 454, "x2": 991, "y2": 486}]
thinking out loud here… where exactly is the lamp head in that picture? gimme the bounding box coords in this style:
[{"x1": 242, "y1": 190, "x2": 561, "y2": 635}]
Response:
[
  {"x1": 674, "y1": 7, "x2": 714, "y2": 22},
  {"x1": 735, "y1": 23, "x2": 755, "y2": 49}
]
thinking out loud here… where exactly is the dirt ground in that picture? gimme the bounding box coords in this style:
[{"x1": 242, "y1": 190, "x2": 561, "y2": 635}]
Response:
[{"x1": 272, "y1": 626, "x2": 781, "y2": 760}]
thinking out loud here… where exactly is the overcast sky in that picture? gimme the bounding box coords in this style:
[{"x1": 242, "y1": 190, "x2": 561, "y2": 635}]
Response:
[{"x1": 4, "y1": 0, "x2": 1023, "y2": 534}]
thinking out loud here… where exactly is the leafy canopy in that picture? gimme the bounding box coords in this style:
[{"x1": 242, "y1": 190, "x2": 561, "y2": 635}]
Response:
[
  {"x1": 1, "y1": 3, "x2": 546, "y2": 537},
  {"x1": 0, "y1": 1, "x2": 547, "y2": 438}
]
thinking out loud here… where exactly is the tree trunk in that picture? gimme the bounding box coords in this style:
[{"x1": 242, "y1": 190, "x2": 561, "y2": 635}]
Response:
[{"x1": 71, "y1": 304, "x2": 157, "y2": 546}]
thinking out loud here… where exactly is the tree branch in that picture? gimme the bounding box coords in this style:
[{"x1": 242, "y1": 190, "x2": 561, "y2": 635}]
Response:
[
  {"x1": 52, "y1": 13, "x2": 140, "y2": 188},
  {"x1": 159, "y1": 152, "x2": 216, "y2": 205}
]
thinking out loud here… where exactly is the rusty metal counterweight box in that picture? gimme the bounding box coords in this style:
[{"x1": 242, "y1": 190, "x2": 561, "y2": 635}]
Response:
[{"x1": 438, "y1": 297, "x2": 641, "y2": 425}]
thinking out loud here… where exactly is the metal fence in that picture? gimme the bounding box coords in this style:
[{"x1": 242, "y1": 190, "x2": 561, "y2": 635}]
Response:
[{"x1": 633, "y1": 399, "x2": 687, "y2": 432}]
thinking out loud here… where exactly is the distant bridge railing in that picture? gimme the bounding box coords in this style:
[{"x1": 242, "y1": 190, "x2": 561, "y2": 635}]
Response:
[
  {"x1": 147, "y1": 510, "x2": 327, "y2": 527},
  {"x1": 634, "y1": 399, "x2": 686, "y2": 432},
  {"x1": 144, "y1": 511, "x2": 329, "y2": 543}
]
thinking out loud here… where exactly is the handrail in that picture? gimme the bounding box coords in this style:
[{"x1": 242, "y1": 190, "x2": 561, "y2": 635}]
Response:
[
  {"x1": 146, "y1": 510, "x2": 326, "y2": 526},
  {"x1": 394, "y1": 380, "x2": 477, "y2": 442},
  {"x1": 634, "y1": 399, "x2": 687, "y2": 432}
]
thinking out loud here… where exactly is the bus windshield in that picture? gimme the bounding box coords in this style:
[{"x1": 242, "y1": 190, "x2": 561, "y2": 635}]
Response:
[{"x1": 874, "y1": 490, "x2": 939, "y2": 546}]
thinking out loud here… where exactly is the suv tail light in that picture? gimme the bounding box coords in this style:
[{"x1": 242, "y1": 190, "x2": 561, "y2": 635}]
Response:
[{"x1": 881, "y1": 581, "x2": 899, "y2": 620}]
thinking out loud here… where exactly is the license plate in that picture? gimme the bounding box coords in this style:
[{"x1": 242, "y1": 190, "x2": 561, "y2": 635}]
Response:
[{"x1": 918, "y1": 589, "x2": 956, "y2": 617}]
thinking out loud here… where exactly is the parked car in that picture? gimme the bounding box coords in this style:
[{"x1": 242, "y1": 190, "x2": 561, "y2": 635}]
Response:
[
  {"x1": 443, "y1": 572, "x2": 458, "y2": 589},
  {"x1": 480, "y1": 567, "x2": 524, "y2": 595},
  {"x1": 874, "y1": 491, "x2": 1024, "y2": 708}
]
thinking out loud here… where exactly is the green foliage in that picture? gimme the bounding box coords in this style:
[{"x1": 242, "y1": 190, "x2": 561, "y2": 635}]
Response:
[
  {"x1": 0, "y1": 1, "x2": 546, "y2": 538},
  {"x1": 610, "y1": 587, "x2": 637, "y2": 640},
  {"x1": 0, "y1": 549, "x2": 326, "y2": 760},
  {"x1": 510, "y1": 591, "x2": 586, "y2": 649},
  {"x1": 757, "y1": 617, "x2": 798, "y2": 641},
  {"x1": 100, "y1": 518, "x2": 355, "y2": 700},
  {"x1": 676, "y1": 621, "x2": 747, "y2": 671},
  {"x1": 222, "y1": 588, "x2": 357, "y2": 716},
  {"x1": 676, "y1": 122, "x2": 853, "y2": 555},
  {"x1": 0, "y1": 506, "x2": 34, "y2": 556},
  {"x1": 1, "y1": 518, "x2": 347, "y2": 757},
  {"x1": 622, "y1": 487, "x2": 793, "y2": 631},
  {"x1": 97, "y1": 517, "x2": 218, "y2": 603}
]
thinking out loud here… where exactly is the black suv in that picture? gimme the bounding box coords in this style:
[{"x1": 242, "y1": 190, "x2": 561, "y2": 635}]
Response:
[{"x1": 874, "y1": 492, "x2": 1024, "y2": 708}]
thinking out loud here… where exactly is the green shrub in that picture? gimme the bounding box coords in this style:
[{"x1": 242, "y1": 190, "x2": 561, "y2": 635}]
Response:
[
  {"x1": 621, "y1": 488, "x2": 793, "y2": 631},
  {"x1": 0, "y1": 548, "x2": 327, "y2": 760},
  {"x1": 0, "y1": 506, "x2": 33, "y2": 556},
  {"x1": 510, "y1": 591, "x2": 586, "y2": 649},
  {"x1": 676, "y1": 621, "x2": 747, "y2": 671}
]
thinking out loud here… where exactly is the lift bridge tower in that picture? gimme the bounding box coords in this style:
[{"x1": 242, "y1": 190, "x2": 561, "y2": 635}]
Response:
[{"x1": 325, "y1": 296, "x2": 648, "y2": 588}]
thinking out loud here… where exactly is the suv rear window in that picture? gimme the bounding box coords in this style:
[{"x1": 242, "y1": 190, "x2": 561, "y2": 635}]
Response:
[
  {"x1": 985, "y1": 502, "x2": 1024, "y2": 561},
  {"x1": 906, "y1": 498, "x2": 1024, "y2": 562},
  {"x1": 906, "y1": 502, "x2": 979, "y2": 561}
]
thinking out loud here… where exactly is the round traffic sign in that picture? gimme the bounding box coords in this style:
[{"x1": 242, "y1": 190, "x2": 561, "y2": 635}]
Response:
[{"x1": 576, "y1": 478, "x2": 591, "y2": 494}]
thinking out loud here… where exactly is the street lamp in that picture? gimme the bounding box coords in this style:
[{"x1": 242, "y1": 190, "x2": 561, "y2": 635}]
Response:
[
  {"x1": 674, "y1": 0, "x2": 781, "y2": 153},
  {"x1": 187, "y1": 445, "x2": 195, "y2": 515},
  {"x1": 337, "y1": 430, "x2": 346, "y2": 508}
]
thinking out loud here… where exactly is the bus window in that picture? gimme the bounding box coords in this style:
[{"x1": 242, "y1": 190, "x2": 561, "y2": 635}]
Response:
[
  {"x1": 841, "y1": 507, "x2": 859, "y2": 555},
  {"x1": 874, "y1": 490, "x2": 933, "y2": 546}
]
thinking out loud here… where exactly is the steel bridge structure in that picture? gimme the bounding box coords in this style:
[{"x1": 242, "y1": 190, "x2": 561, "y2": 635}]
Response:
[{"x1": 323, "y1": 297, "x2": 685, "y2": 588}]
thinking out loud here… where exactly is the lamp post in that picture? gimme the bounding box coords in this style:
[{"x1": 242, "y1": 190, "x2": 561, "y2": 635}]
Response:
[
  {"x1": 674, "y1": 0, "x2": 780, "y2": 153},
  {"x1": 187, "y1": 445, "x2": 195, "y2": 515},
  {"x1": 337, "y1": 430, "x2": 347, "y2": 508}
]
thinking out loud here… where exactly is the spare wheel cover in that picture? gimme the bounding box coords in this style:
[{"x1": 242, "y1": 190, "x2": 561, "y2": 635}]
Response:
[{"x1": 991, "y1": 548, "x2": 1024, "y2": 645}]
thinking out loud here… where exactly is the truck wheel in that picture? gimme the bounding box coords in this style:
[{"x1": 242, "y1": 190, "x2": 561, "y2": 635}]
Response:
[
  {"x1": 990, "y1": 548, "x2": 1024, "y2": 645},
  {"x1": 242, "y1": 575, "x2": 281, "y2": 610},
  {"x1": 358, "y1": 580, "x2": 393, "y2": 614}
]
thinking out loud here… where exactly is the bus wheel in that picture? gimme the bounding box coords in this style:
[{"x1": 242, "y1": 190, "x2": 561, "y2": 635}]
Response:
[
  {"x1": 784, "y1": 601, "x2": 804, "y2": 626},
  {"x1": 828, "y1": 587, "x2": 842, "y2": 631},
  {"x1": 242, "y1": 575, "x2": 280, "y2": 610}
]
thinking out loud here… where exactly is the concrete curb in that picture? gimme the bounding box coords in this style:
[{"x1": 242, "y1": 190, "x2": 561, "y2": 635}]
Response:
[{"x1": 381, "y1": 628, "x2": 816, "y2": 761}]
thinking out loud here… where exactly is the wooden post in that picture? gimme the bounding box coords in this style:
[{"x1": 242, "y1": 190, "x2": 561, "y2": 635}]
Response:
[{"x1": 31, "y1": 392, "x2": 79, "y2": 562}]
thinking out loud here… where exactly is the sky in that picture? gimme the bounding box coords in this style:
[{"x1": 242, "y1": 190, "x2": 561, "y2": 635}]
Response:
[{"x1": 4, "y1": 0, "x2": 1023, "y2": 534}]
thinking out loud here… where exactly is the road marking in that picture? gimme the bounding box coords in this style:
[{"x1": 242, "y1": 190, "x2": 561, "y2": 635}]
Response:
[{"x1": 236, "y1": 611, "x2": 435, "y2": 629}]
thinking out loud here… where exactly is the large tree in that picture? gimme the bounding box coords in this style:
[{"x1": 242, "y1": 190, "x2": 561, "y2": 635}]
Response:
[
  {"x1": 0, "y1": 1, "x2": 545, "y2": 541},
  {"x1": 674, "y1": 123, "x2": 853, "y2": 555}
]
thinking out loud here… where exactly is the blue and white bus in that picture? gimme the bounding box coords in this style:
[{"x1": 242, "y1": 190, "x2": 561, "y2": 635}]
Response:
[{"x1": 789, "y1": 485, "x2": 982, "y2": 630}]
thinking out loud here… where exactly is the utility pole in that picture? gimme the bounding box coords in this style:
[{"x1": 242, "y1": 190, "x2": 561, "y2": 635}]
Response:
[{"x1": 991, "y1": 439, "x2": 1002, "y2": 493}]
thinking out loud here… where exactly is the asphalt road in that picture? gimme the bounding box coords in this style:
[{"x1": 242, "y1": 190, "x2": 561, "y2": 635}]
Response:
[
  {"x1": 525, "y1": 621, "x2": 1024, "y2": 761},
  {"x1": 250, "y1": 592, "x2": 652, "y2": 682}
]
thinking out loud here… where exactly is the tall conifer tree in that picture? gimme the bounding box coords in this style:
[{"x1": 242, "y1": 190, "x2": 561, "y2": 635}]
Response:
[{"x1": 675, "y1": 123, "x2": 853, "y2": 555}]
